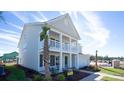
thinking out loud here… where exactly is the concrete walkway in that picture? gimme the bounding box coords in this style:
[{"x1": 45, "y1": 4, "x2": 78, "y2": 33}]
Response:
[{"x1": 80, "y1": 70, "x2": 124, "y2": 81}]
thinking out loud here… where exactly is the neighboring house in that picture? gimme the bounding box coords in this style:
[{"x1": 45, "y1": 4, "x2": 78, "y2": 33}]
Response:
[
  {"x1": 112, "y1": 59, "x2": 120, "y2": 68},
  {"x1": 1, "y1": 52, "x2": 18, "y2": 63},
  {"x1": 18, "y1": 14, "x2": 90, "y2": 73},
  {"x1": 0, "y1": 57, "x2": 2, "y2": 62}
]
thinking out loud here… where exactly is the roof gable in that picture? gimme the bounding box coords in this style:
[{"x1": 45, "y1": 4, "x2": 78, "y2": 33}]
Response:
[{"x1": 47, "y1": 14, "x2": 80, "y2": 40}]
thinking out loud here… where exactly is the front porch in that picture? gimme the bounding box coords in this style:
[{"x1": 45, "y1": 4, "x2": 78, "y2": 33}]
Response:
[{"x1": 39, "y1": 51, "x2": 78, "y2": 74}]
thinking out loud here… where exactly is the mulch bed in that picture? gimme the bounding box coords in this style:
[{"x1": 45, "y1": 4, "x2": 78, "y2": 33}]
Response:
[
  {"x1": 18, "y1": 65, "x2": 91, "y2": 81},
  {"x1": 52, "y1": 70, "x2": 90, "y2": 81},
  {"x1": 80, "y1": 66, "x2": 100, "y2": 72},
  {"x1": 65, "y1": 71, "x2": 90, "y2": 81}
]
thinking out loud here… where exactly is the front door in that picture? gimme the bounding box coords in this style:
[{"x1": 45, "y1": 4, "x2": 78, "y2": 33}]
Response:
[{"x1": 65, "y1": 56, "x2": 68, "y2": 68}]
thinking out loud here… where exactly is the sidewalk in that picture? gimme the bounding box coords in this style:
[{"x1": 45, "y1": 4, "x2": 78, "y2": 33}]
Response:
[{"x1": 80, "y1": 70, "x2": 124, "y2": 81}]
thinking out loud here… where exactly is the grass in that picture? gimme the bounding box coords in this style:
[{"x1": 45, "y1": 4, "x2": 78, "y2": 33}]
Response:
[
  {"x1": 100, "y1": 67, "x2": 124, "y2": 76},
  {"x1": 101, "y1": 76, "x2": 123, "y2": 81},
  {"x1": 5, "y1": 65, "x2": 26, "y2": 81}
]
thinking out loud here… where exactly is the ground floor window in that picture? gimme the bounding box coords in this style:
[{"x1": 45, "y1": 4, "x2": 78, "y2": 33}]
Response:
[
  {"x1": 56, "y1": 56, "x2": 59, "y2": 69},
  {"x1": 40, "y1": 54, "x2": 43, "y2": 67},
  {"x1": 56, "y1": 56, "x2": 59, "y2": 65},
  {"x1": 50, "y1": 55, "x2": 60, "y2": 67},
  {"x1": 65, "y1": 56, "x2": 68, "y2": 67},
  {"x1": 40, "y1": 54, "x2": 60, "y2": 67},
  {"x1": 50, "y1": 55, "x2": 55, "y2": 66}
]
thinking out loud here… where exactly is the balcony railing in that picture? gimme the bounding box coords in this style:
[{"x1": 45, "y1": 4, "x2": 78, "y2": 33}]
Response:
[
  {"x1": 62, "y1": 43, "x2": 70, "y2": 51},
  {"x1": 49, "y1": 39, "x2": 60, "y2": 50},
  {"x1": 40, "y1": 39, "x2": 81, "y2": 53}
]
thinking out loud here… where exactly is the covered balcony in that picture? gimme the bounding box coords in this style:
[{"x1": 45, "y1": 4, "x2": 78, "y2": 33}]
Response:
[
  {"x1": 62, "y1": 35, "x2": 70, "y2": 51},
  {"x1": 49, "y1": 30, "x2": 60, "y2": 50},
  {"x1": 40, "y1": 30, "x2": 81, "y2": 53}
]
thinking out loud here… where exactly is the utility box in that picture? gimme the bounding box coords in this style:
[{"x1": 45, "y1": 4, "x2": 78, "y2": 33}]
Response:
[
  {"x1": 0, "y1": 65, "x2": 5, "y2": 76},
  {"x1": 112, "y1": 59, "x2": 120, "y2": 68}
]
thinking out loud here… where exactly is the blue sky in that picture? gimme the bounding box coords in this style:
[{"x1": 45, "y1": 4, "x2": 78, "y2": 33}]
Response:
[{"x1": 0, "y1": 11, "x2": 124, "y2": 57}]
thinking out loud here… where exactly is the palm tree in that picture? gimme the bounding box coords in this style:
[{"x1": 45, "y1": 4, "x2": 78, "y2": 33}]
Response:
[{"x1": 40, "y1": 23, "x2": 51, "y2": 78}]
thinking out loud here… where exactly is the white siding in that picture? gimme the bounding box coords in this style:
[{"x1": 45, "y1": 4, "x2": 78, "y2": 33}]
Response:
[
  {"x1": 19, "y1": 25, "x2": 42, "y2": 71},
  {"x1": 78, "y1": 54, "x2": 90, "y2": 68}
]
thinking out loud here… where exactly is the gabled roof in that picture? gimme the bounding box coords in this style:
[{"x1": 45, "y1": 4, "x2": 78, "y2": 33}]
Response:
[
  {"x1": 47, "y1": 13, "x2": 81, "y2": 40},
  {"x1": 18, "y1": 13, "x2": 80, "y2": 47}
]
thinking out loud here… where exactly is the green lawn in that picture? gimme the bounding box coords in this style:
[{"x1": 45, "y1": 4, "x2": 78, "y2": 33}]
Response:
[
  {"x1": 100, "y1": 67, "x2": 124, "y2": 76},
  {"x1": 5, "y1": 65, "x2": 26, "y2": 81},
  {"x1": 101, "y1": 76, "x2": 123, "y2": 81}
]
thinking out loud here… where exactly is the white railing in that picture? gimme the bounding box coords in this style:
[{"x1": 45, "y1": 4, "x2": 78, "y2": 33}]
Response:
[
  {"x1": 40, "y1": 39, "x2": 81, "y2": 53},
  {"x1": 71, "y1": 46, "x2": 77, "y2": 52},
  {"x1": 49, "y1": 39, "x2": 60, "y2": 50},
  {"x1": 62, "y1": 43, "x2": 70, "y2": 51}
]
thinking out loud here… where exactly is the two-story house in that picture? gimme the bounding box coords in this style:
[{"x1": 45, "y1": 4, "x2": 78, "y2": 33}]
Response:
[{"x1": 18, "y1": 14, "x2": 90, "y2": 73}]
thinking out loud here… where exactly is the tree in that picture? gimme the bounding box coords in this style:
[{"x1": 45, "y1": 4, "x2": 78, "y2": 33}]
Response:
[
  {"x1": 90, "y1": 55, "x2": 95, "y2": 61},
  {"x1": 120, "y1": 56, "x2": 124, "y2": 61},
  {"x1": 104, "y1": 55, "x2": 111, "y2": 62},
  {"x1": 40, "y1": 23, "x2": 51, "y2": 78},
  {"x1": 98, "y1": 56, "x2": 104, "y2": 60}
]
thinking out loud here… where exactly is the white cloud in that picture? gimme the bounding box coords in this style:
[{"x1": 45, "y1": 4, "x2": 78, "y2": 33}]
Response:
[
  {"x1": 30, "y1": 14, "x2": 42, "y2": 22},
  {"x1": 59, "y1": 11, "x2": 110, "y2": 54},
  {"x1": 0, "y1": 30, "x2": 19, "y2": 56},
  {"x1": 31, "y1": 13, "x2": 47, "y2": 22},
  {"x1": 0, "y1": 35, "x2": 19, "y2": 56},
  {"x1": 0, "y1": 29, "x2": 19, "y2": 43},
  {"x1": 80, "y1": 12, "x2": 110, "y2": 47},
  {"x1": 0, "y1": 28, "x2": 20, "y2": 35},
  {"x1": 11, "y1": 12, "x2": 29, "y2": 23},
  {"x1": 11, "y1": 11, "x2": 48, "y2": 23},
  {"x1": 59, "y1": 11, "x2": 66, "y2": 15},
  {"x1": 37, "y1": 11, "x2": 48, "y2": 21},
  {"x1": 0, "y1": 34, "x2": 19, "y2": 43},
  {"x1": 0, "y1": 50, "x2": 5, "y2": 56},
  {"x1": 7, "y1": 22, "x2": 23, "y2": 30},
  {"x1": 29, "y1": 12, "x2": 48, "y2": 22}
]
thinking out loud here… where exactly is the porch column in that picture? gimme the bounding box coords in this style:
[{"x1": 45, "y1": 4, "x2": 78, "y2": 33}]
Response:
[
  {"x1": 69, "y1": 53, "x2": 72, "y2": 68},
  {"x1": 59, "y1": 52, "x2": 62, "y2": 72},
  {"x1": 69, "y1": 37, "x2": 71, "y2": 52},
  {"x1": 60, "y1": 33, "x2": 62, "y2": 51},
  {"x1": 59, "y1": 33, "x2": 63, "y2": 72},
  {"x1": 76, "y1": 54, "x2": 79, "y2": 69}
]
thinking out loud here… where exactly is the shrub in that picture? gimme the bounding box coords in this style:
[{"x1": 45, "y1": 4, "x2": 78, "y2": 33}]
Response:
[
  {"x1": 58, "y1": 74, "x2": 65, "y2": 81},
  {"x1": 33, "y1": 75, "x2": 44, "y2": 81},
  {"x1": 90, "y1": 65, "x2": 100, "y2": 71},
  {"x1": 63, "y1": 69, "x2": 68, "y2": 76},
  {"x1": 44, "y1": 76, "x2": 52, "y2": 81},
  {"x1": 6, "y1": 66, "x2": 26, "y2": 81}
]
